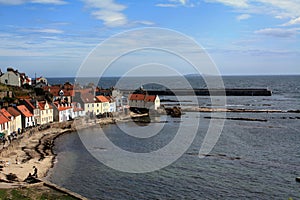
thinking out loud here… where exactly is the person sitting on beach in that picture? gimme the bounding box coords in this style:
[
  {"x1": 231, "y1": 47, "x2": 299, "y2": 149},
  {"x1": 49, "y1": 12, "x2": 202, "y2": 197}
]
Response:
[{"x1": 32, "y1": 166, "x2": 38, "y2": 178}]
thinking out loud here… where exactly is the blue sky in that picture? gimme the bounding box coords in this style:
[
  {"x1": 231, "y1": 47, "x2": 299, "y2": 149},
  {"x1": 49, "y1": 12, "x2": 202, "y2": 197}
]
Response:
[{"x1": 0, "y1": 0, "x2": 299, "y2": 77}]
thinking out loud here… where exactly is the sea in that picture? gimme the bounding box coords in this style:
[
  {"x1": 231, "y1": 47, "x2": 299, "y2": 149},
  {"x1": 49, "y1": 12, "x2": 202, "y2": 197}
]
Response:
[{"x1": 46, "y1": 75, "x2": 300, "y2": 200}]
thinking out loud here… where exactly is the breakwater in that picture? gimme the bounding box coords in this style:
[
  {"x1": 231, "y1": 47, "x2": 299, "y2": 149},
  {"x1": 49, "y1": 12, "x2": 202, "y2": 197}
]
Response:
[{"x1": 121, "y1": 88, "x2": 272, "y2": 96}]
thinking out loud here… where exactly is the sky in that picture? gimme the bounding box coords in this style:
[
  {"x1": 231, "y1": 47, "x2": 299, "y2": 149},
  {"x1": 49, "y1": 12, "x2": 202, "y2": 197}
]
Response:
[{"x1": 0, "y1": 0, "x2": 299, "y2": 77}]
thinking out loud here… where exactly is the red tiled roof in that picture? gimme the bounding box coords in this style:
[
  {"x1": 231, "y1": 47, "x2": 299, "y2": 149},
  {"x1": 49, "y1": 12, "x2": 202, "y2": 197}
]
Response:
[
  {"x1": 95, "y1": 95, "x2": 109, "y2": 103},
  {"x1": 7, "y1": 107, "x2": 21, "y2": 117},
  {"x1": 1, "y1": 108, "x2": 12, "y2": 119},
  {"x1": 38, "y1": 101, "x2": 52, "y2": 110},
  {"x1": 17, "y1": 105, "x2": 33, "y2": 117},
  {"x1": 0, "y1": 112, "x2": 9, "y2": 125},
  {"x1": 144, "y1": 95, "x2": 156, "y2": 102},
  {"x1": 129, "y1": 94, "x2": 145, "y2": 101},
  {"x1": 53, "y1": 102, "x2": 72, "y2": 111}
]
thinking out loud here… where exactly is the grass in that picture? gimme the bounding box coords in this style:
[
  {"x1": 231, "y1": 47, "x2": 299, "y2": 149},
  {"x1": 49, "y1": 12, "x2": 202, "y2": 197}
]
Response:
[{"x1": 0, "y1": 186, "x2": 78, "y2": 200}]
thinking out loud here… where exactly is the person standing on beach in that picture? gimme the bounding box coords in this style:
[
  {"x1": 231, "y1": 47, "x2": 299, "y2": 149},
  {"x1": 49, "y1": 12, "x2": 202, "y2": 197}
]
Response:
[{"x1": 32, "y1": 166, "x2": 38, "y2": 178}]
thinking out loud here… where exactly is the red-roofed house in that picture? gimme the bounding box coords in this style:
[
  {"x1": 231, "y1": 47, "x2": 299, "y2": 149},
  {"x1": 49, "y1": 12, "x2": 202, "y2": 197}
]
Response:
[
  {"x1": 95, "y1": 95, "x2": 110, "y2": 115},
  {"x1": 7, "y1": 107, "x2": 22, "y2": 134},
  {"x1": 0, "y1": 111, "x2": 10, "y2": 135},
  {"x1": 144, "y1": 95, "x2": 160, "y2": 110},
  {"x1": 1, "y1": 108, "x2": 14, "y2": 135},
  {"x1": 71, "y1": 102, "x2": 85, "y2": 118},
  {"x1": 16, "y1": 105, "x2": 35, "y2": 129},
  {"x1": 33, "y1": 101, "x2": 53, "y2": 125},
  {"x1": 52, "y1": 102, "x2": 73, "y2": 122},
  {"x1": 128, "y1": 94, "x2": 160, "y2": 111},
  {"x1": 128, "y1": 94, "x2": 146, "y2": 109}
]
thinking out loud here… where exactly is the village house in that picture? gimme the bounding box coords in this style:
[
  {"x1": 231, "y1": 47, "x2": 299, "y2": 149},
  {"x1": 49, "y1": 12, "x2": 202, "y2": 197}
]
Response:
[
  {"x1": 0, "y1": 67, "x2": 31, "y2": 87},
  {"x1": 128, "y1": 94, "x2": 160, "y2": 111},
  {"x1": 52, "y1": 102, "x2": 73, "y2": 122},
  {"x1": 43, "y1": 82, "x2": 74, "y2": 102},
  {"x1": 1, "y1": 108, "x2": 15, "y2": 135},
  {"x1": 33, "y1": 101, "x2": 53, "y2": 125},
  {"x1": 7, "y1": 107, "x2": 22, "y2": 134},
  {"x1": 71, "y1": 102, "x2": 85, "y2": 119},
  {"x1": 106, "y1": 96, "x2": 117, "y2": 113},
  {"x1": 0, "y1": 112, "x2": 9, "y2": 135},
  {"x1": 74, "y1": 93, "x2": 96, "y2": 117},
  {"x1": 16, "y1": 105, "x2": 35, "y2": 129},
  {"x1": 95, "y1": 95, "x2": 110, "y2": 115}
]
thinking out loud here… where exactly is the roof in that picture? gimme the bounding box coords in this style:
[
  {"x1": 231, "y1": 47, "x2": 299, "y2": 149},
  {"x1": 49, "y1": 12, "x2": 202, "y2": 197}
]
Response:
[
  {"x1": 1, "y1": 108, "x2": 12, "y2": 119},
  {"x1": 129, "y1": 94, "x2": 145, "y2": 101},
  {"x1": 24, "y1": 99, "x2": 35, "y2": 110},
  {"x1": 17, "y1": 105, "x2": 33, "y2": 117},
  {"x1": 53, "y1": 102, "x2": 72, "y2": 111},
  {"x1": 0, "y1": 112, "x2": 9, "y2": 125},
  {"x1": 7, "y1": 107, "x2": 21, "y2": 117},
  {"x1": 144, "y1": 95, "x2": 157, "y2": 102},
  {"x1": 38, "y1": 101, "x2": 52, "y2": 110},
  {"x1": 95, "y1": 95, "x2": 109, "y2": 103},
  {"x1": 81, "y1": 93, "x2": 95, "y2": 103}
]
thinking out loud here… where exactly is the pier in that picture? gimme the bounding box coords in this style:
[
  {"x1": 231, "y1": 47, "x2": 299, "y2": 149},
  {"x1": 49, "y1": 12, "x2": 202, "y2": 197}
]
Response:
[{"x1": 121, "y1": 88, "x2": 272, "y2": 96}]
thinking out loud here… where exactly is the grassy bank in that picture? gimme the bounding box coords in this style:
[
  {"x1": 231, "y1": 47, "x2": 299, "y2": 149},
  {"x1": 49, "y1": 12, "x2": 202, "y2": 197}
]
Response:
[{"x1": 0, "y1": 185, "x2": 77, "y2": 200}]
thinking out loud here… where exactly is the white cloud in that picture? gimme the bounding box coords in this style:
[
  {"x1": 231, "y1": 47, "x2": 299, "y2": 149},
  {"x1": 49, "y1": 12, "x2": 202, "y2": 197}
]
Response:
[
  {"x1": 206, "y1": 0, "x2": 300, "y2": 24},
  {"x1": 83, "y1": 0, "x2": 128, "y2": 27},
  {"x1": 0, "y1": 0, "x2": 67, "y2": 5},
  {"x1": 205, "y1": 0, "x2": 249, "y2": 8},
  {"x1": 155, "y1": 0, "x2": 194, "y2": 8},
  {"x1": 30, "y1": 0, "x2": 67, "y2": 5},
  {"x1": 255, "y1": 28, "x2": 299, "y2": 38},
  {"x1": 155, "y1": 3, "x2": 178, "y2": 8},
  {"x1": 237, "y1": 14, "x2": 251, "y2": 21},
  {"x1": 31, "y1": 28, "x2": 64, "y2": 34},
  {"x1": 282, "y1": 16, "x2": 300, "y2": 26}
]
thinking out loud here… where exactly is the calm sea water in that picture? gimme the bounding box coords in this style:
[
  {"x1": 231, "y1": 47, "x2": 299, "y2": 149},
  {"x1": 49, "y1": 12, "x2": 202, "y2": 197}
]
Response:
[{"x1": 47, "y1": 76, "x2": 300, "y2": 200}]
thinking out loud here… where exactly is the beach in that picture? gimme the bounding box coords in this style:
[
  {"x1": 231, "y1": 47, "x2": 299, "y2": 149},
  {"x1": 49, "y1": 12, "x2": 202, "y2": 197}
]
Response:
[{"x1": 0, "y1": 117, "x2": 117, "y2": 189}]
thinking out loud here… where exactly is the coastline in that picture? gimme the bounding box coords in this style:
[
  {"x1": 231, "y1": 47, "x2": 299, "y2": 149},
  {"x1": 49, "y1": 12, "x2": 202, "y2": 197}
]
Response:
[{"x1": 0, "y1": 116, "x2": 118, "y2": 189}]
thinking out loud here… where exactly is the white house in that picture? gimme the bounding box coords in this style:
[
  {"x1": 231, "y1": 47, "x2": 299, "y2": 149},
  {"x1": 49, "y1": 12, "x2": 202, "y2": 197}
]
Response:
[
  {"x1": 128, "y1": 94, "x2": 160, "y2": 110},
  {"x1": 0, "y1": 112, "x2": 10, "y2": 135},
  {"x1": 52, "y1": 102, "x2": 73, "y2": 122},
  {"x1": 1, "y1": 108, "x2": 14, "y2": 135},
  {"x1": 16, "y1": 105, "x2": 35, "y2": 129},
  {"x1": 71, "y1": 102, "x2": 85, "y2": 119}
]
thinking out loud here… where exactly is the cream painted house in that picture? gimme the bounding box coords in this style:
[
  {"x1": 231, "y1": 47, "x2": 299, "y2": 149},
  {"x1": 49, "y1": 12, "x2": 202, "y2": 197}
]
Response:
[
  {"x1": 95, "y1": 95, "x2": 110, "y2": 115},
  {"x1": 34, "y1": 101, "x2": 54, "y2": 125},
  {"x1": 7, "y1": 107, "x2": 22, "y2": 134}
]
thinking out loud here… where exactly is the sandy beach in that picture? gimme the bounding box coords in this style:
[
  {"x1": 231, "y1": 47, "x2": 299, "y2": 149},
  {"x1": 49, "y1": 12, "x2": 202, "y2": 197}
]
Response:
[{"x1": 0, "y1": 117, "x2": 117, "y2": 189}]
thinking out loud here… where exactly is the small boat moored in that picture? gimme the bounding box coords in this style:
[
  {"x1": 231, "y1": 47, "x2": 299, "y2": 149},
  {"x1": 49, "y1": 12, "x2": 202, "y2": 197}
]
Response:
[{"x1": 296, "y1": 177, "x2": 300, "y2": 182}]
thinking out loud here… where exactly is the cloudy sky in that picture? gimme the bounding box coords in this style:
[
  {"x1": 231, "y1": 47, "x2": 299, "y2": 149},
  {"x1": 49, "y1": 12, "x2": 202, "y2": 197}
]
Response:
[{"x1": 0, "y1": 0, "x2": 299, "y2": 77}]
